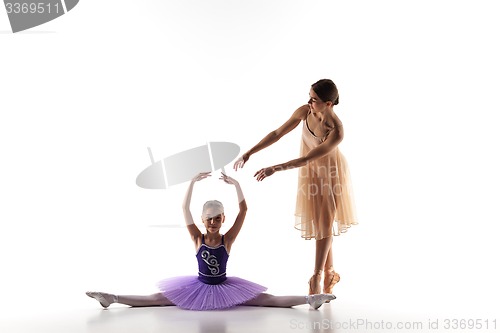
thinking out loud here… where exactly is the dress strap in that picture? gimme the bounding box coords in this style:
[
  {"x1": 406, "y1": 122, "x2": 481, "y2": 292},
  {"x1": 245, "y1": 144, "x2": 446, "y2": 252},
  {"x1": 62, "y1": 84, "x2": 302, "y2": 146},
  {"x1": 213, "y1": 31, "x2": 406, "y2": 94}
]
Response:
[{"x1": 221, "y1": 234, "x2": 224, "y2": 245}]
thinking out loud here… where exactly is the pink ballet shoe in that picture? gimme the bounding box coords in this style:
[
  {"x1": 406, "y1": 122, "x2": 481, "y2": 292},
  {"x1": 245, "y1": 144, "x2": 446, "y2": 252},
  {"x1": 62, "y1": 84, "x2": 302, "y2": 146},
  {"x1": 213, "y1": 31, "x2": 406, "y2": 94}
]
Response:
[
  {"x1": 323, "y1": 266, "x2": 340, "y2": 299},
  {"x1": 308, "y1": 270, "x2": 322, "y2": 295}
]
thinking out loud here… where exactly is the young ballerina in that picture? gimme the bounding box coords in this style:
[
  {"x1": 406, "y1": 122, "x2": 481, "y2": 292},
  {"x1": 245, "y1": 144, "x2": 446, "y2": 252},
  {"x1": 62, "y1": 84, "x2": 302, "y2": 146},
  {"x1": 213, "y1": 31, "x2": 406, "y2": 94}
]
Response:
[
  {"x1": 233, "y1": 79, "x2": 358, "y2": 295},
  {"x1": 86, "y1": 172, "x2": 334, "y2": 310}
]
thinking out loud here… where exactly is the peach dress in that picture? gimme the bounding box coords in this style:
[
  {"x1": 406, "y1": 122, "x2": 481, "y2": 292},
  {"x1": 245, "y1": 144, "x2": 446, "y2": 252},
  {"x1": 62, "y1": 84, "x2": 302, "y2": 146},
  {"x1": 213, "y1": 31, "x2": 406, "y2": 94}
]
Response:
[{"x1": 294, "y1": 114, "x2": 358, "y2": 239}]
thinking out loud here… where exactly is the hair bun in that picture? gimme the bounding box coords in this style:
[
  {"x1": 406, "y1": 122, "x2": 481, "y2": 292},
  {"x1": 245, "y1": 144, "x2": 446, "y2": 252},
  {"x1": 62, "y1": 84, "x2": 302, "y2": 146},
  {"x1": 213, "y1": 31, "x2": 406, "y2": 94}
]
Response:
[{"x1": 311, "y1": 79, "x2": 339, "y2": 105}]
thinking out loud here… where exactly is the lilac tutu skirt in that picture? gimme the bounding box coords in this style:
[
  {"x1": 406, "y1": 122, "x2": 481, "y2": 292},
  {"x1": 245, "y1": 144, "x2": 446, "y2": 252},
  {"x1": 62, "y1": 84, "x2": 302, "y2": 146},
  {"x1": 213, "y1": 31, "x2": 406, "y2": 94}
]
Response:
[{"x1": 157, "y1": 276, "x2": 267, "y2": 311}]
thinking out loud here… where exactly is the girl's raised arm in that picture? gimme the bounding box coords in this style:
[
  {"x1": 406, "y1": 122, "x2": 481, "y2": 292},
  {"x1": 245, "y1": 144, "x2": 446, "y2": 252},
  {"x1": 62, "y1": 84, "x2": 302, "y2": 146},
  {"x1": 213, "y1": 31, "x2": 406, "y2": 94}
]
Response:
[
  {"x1": 183, "y1": 172, "x2": 211, "y2": 249},
  {"x1": 220, "y1": 173, "x2": 247, "y2": 251}
]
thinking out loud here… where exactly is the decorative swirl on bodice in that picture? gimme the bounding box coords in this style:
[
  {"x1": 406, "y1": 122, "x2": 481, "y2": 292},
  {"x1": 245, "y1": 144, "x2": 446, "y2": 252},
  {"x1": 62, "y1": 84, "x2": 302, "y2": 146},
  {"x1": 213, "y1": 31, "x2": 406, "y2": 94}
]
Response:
[{"x1": 201, "y1": 250, "x2": 220, "y2": 275}]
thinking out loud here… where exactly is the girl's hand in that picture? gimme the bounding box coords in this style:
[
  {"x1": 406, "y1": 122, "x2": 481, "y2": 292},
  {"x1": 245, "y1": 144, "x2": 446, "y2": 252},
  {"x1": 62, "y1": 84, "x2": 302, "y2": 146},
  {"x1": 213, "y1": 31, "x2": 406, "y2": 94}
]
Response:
[
  {"x1": 233, "y1": 153, "x2": 250, "y2": 171},
  {"x1": 254, "y1": 166, "x2": 275, "y2": 182},
  {"x1": 220, "y1": 172, "x2": 239, "y2": 185},
  {"x1": 192, "y1": 172, "x2": 211, "y2": 182}
]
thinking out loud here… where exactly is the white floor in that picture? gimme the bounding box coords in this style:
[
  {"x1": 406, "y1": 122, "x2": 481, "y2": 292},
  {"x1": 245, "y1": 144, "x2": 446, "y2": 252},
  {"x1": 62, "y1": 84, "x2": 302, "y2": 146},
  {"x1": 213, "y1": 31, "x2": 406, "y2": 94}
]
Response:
[
  {"x1": 2, "y1": 222, "x2": 499, "y2": 333},
  {"x1": 0, "y1": 301, "x2": 446, "y2": 333},
  {"x1": 2, "y1": 289, "x2": 499, "y2": 333},
  {"x1": 3, "y1": 303, "x2": 346, "y2": 333}
]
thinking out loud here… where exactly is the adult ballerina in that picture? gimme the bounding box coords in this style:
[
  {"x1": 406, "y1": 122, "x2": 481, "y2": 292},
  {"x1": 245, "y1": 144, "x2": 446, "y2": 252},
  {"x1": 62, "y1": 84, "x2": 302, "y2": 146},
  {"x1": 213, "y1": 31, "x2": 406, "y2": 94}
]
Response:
[{"x1": 233, "y1": 79, "x2": 358, "y2": 295}]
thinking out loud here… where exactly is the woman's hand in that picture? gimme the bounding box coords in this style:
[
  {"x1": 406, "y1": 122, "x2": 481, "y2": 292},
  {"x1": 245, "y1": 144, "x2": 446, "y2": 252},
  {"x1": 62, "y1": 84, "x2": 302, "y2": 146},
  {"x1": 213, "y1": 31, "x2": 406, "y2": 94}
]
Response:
[
  {"x1": 254, "y1": 166, "x2": 276, "y2": 182},
  {"x1": 233, "y1": 153, "x2": 250, "y2": 171}
]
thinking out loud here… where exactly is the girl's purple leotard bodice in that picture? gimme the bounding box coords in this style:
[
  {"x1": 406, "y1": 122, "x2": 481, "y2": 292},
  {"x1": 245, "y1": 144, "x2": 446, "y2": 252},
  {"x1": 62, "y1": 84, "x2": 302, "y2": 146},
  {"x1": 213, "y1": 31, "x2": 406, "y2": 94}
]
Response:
[
  {"x1": 158, "y1": 233, "x2": 267, "y2": 310},
  {"x1": 196, "y1": 234, "x2": 228, "y2": 285}
]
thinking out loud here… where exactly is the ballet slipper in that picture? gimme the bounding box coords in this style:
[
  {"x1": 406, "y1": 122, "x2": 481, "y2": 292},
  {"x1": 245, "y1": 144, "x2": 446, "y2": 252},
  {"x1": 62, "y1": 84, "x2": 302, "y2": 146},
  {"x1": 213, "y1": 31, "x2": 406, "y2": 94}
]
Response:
[
  {"x1": 308, "y1": 270, "x2": 323, "y2": 295},
  {"x1": 323, "y1": 266, "x2": 340, "y2": 297},
  {"x1": 86, "y1": 291, "x2": 117, "y2": 308},
  {"x1": 307, "y1": 293, "x2": 336, "y2": 310}
]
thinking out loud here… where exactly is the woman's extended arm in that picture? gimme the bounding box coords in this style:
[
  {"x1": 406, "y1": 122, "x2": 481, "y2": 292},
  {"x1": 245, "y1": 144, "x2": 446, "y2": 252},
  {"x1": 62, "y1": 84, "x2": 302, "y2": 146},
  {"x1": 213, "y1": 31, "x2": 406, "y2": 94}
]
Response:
[
  {"x1": 233, "y1": 105, "x2": 309, "y2": 170},
  {"x1": 183, "y1": 172, "x2": 211, "y2": 247},
  {"x1": 254, "y1": 121, "x2": 344, "y2": 181},
  {"x1": 220, "y1": 174, "x2": 247, "y2": 250}
]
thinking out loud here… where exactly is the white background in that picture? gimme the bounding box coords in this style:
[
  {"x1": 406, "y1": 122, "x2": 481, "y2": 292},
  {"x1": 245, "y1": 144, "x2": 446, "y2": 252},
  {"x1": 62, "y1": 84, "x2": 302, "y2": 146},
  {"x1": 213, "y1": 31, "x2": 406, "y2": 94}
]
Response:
[{"x1": 1, "y1": 0, "x2": 499, "y2": 325}]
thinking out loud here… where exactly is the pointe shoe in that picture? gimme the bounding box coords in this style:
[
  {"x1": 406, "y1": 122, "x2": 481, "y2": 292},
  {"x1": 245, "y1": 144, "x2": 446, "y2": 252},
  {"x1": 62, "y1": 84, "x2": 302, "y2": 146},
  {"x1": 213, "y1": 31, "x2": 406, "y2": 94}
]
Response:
[
  {"x1": 86, "y1": 291, "x2": 116, "y2": 308},
  {"x1": 307, "y1": 294, "x2": 336, "y2": 310},
  {"x1": 323, "y1": 267, "x2": 340, "y2": 295},
  {"x1": 308, "y1": 270, "x2": 322, "y2": 295}
]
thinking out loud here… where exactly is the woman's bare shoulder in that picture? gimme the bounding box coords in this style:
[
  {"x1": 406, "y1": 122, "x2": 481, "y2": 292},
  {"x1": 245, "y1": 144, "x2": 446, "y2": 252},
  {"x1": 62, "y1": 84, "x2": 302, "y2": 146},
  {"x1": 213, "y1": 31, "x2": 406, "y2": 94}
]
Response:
[
  {"x1": 330, "y1": 112, "x2": 343, "y2": 127},
  {"x1": 322, "y1": 113, "x2": 343, "y2": 136},
  {"x1": 293, "y1": 104, "x2": 310, "y2": 120},
  {"x1": 328, "y1": 113, "x2": 344, "y2": 139}
]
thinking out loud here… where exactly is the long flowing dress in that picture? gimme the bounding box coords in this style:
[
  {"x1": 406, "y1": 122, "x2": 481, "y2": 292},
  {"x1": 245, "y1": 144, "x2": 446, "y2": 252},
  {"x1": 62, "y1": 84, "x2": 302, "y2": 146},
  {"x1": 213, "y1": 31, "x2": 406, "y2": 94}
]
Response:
[{"x1": 294, "y1": 114, "x2": 358, "y2": 239}]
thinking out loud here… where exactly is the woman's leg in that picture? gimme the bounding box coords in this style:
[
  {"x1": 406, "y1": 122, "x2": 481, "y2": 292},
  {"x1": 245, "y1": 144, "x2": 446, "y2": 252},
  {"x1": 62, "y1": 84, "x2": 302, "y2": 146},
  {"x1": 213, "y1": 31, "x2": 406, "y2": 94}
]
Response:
[
  {"x1": 315, "y1": 236, "x2": 333, "y2": 272},
  {"x1": 242, "y1": 293, "x2": 334, "y2": 309},
  {"x1": 86, "y1": 291, "x2": 174, "y2": 308},
  {"x1": 308, "y1": 235, "x2": 333, "y2": 294},
  {"x1": 324, "y1": 245, "x2": 333, "y2": 272},
  {"x1": 323, "y1": 244, "x2": 340, "y2": 294}
]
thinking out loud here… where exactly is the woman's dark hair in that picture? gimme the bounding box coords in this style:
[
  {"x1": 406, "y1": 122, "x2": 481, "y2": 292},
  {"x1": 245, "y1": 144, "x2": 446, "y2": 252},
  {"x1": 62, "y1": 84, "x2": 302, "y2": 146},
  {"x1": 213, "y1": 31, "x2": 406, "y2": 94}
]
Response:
[{"x1": 311, "y1": 79, "x2": 339, "y2": 105}]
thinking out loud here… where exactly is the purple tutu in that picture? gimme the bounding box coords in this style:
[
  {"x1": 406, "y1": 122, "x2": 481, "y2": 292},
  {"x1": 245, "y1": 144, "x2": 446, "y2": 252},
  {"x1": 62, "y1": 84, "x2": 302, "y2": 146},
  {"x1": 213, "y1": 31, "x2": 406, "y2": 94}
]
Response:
[{"x1": 157, "y1": 275, "x2": 267, "y2": 311}]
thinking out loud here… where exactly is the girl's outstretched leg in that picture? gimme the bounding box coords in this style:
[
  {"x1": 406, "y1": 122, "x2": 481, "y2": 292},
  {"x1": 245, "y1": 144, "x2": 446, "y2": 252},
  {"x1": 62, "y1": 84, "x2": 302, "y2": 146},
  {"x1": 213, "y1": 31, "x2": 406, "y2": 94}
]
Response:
[
  {"x1": 86, "y1": 292, "x2": 174, "y2": 308},
  {"x1": 242, "y1": 293, "x2": 334, "y2": 309}
]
